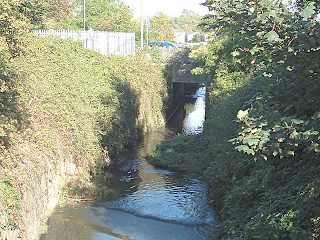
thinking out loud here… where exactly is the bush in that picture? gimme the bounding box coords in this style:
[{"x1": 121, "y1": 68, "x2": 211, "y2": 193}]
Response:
[
  {"x1": 0, "y1": 36, "x2": 166, "y2": 235},
  {"x1": 148, "y1": 7, "x2": 320, "y2": 236}
]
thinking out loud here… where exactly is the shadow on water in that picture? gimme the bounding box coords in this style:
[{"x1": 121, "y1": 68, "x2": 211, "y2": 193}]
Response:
[
  {"x1": 40, "y1": 52, "x2": 219, "y2": 239},
  {"x1": 41, "y1": 127, "x2": 219, "y2": 240},
  {"x1": 163, "y1": 49, "x2": 202, "y2": 133}
]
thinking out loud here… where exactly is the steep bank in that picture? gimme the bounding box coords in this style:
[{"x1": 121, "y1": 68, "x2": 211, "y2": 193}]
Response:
[
  {"x1": 149, "y1": 34, "x2": 320, "y2": 238},
  {"x1": 0, "y1": 36, "x2": 166, "y2": 239},
  {"x1": 40, "y1": 130, "x2": 217, "y2": 240}
]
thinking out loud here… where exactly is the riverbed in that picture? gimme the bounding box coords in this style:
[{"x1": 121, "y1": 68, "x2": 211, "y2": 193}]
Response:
[{"x1": 41, "y1": 87, "x2": 217, "y2": 240}]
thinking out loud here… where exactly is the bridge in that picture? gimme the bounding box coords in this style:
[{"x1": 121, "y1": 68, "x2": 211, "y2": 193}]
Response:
[
  {"x1": 166, "y1": 66, "x2": 211, "y2": 124},
  {"x1": 172, "y1": 71, "x2": 211, "y2": 84}
]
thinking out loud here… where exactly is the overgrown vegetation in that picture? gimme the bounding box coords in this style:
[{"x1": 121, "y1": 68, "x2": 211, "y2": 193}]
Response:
[
  {"x1": 1, "y1": 12, "x2": 167, "y2": 237},
  {"x1": 0, "y1": 35, "x2": 166, "y2": 235},
  {"x1": 149, "y1": 10, "x2": 205, "y2": 42},
  {"x1": 149, "y1": 1, "x2": 320, "y2": 239},
  {"x1": 59, "y1": 0, "x2": 138, "y2": 32},
  {"x1": 0, "y1": 180, "x2": 21, "y2": 232},
  {"x1": 173, "y1": 9, "x2": 202, "y2": 32},
  {"x1": 0, "y1": 35, "x2": 166, "y2": 237},
  {"x1": 0, "y1": 1, "x2": 168, "y2": 238}
]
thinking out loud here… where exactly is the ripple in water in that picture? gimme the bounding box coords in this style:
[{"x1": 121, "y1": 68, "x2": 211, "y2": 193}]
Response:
[
  {"x1": 41, "y1": 88, "x2": 218, "y2": 240},
  {"x1": 105, "y1": 160, "x2": 216, "y2": 226}
]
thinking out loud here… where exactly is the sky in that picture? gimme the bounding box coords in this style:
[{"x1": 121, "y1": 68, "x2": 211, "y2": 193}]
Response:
[{"x1": 121, "y1": 0, "x2": 209, "y2": 17}]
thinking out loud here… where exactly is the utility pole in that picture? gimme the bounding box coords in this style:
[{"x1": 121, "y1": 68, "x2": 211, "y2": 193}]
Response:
[
  {"x1": 83, "y1": 0, "x2": 86, "y2": 31},
  {"x1": 146, "y1": 17, "x2": 149, "y2": 47},
  {"x1": 140, "y1": 0, "x2": 144, "y2": 48}
]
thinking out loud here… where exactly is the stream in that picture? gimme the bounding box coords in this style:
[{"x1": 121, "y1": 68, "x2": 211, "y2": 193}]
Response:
[{"x1": 41, "y1": 87, "x2": 218, "y2": 240}]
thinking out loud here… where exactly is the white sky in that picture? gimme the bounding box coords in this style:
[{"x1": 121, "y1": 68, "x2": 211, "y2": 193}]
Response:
[{"x1": 121, "y1": 0, "x2": 209, "y2": 17}]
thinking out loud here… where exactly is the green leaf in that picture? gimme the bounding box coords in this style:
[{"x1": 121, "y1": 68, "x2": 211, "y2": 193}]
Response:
[
  {"x1": 247, "y1": 148, "x2": 256, "y2": 155},
  {"x1": 312, "y1": 144, "x2": 320, "y2": 153},
  {"x1": 291, "y1": 119, "x2": 304, "y2": 125},
  {"x1": 286, "y1": 66, "x2": 294, "y2": 71},
  {"x1": 301, "y1": 2, "x2": 316, "y2": 20},
  {"x1": 237, "y1": 109, "x2": 249, "y2": 121},
  {"x1": 288, "y1": 47, "x2": 294, "y2": 53},
  {"x1": 235, "y1": 145, "x2": 256, "y2": 155},
  {"x1": 243, "y1": 138, "x2": 260, "y2": 146},
  {"x1": 250, "y1": 46, "x2": 262, "y2": 55},
  {"x1": 265, "y1": 31, "x2": 281, "y2": 43},
  {"x1": 231, "y1": 50, "x2": 240, "y2": 57},
  {"x1": 235, "y1": 145, "x2": 250, "y2": 152}
]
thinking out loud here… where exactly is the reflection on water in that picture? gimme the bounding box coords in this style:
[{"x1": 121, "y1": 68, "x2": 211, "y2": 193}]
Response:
[
  {"x1": 106, "y1": 160, "x2": 215, "y2": 226},
  {"x1": 41, "y1": 88, "x2": 217, "y2": 240},
  {"x1": 183, "y1": 87, "x2": 206, "y2": 135}
]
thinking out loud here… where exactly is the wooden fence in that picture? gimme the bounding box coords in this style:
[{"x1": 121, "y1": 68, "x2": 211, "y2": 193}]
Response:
[{"x1": 34, "y1": 29, "x2": 136, "y2": 56}]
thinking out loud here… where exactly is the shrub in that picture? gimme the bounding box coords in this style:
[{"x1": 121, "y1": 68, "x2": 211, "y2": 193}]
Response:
[
  {"x1": 148, "y1": 1, "x2": 320, "y2": 236},
  {"x1": 0, "y1": 36, "x2": 166, "y2": 235}
]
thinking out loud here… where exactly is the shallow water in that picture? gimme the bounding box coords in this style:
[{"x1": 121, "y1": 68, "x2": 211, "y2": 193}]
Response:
[
  {"x1": 41, "y1": 88, "x2": 217, "y2": 240},
  {"x1": 183, "y1": 87, "x2": 206, "y2": 135}
]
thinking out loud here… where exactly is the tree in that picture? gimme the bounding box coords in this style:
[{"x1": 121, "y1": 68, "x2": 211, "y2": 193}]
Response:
[
  {"x1": 38, "y1": 0, "x2": 73, "y2": 28},
  {"x1": 173, "y1": 9, "x2": 202, "y2": 32},
  {"x1": 0, "y1": 0, "x2": 71, "y2": 55},
  {"x1": 93, "y1": 3, "x2": 138, "y2": 32},
  {"x1": 69, "y1": 0, "x2": 137, "y2": 32},
  {"x1": 150, "y1": 13, "x2": 175, "y2": 41},
  {"x1": 199, "y1": 0, "x2": 320, "y2": 238}
]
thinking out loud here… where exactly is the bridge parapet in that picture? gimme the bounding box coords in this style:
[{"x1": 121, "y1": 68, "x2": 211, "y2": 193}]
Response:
[{"x1": 172, "y1": 70, "x2": 211, "y2": 84}]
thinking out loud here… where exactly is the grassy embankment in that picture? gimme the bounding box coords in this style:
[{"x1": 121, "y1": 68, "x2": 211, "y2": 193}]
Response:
[
  {"x1": 149, "y1": 36, "x2": 320, "y2": 239},
  {"x1": 0, "y1": 36, "x2": 167, "y2": 238}
]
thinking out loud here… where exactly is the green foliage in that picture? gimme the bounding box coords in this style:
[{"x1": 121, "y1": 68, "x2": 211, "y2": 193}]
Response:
[
  {"x1": 232, "y1": 99, "x2": 320, "y2": 161},
  {"x1": 173, "y1": 9, "x2": 202, "y2": 32},
  {"x1": 63, "y1": 0, "x2": 138, "y2": 32},
  {"x1": 6, "y1": 36, "x2": 165, "y2": 159},
  {"x1": 165, "y1": 47, "x2": 211, "y2": 85},
  {"x1": 0, "y1": 0, "x2": 137, "y2": 34},
  {"x1": 150, "y1": 13, "x2": 175, "y2": 42},
  {"x1": 0, "y1": 36, "x2": 166, "y2": 234},
  {"x1": 85, "y1": 0, "x2": 137, "y2": 32},
  {"x1": 0, "y1": 45, "x2": 23, "y2": 148},
  {"x1": 203, "y1": 0, "x2": 320, "y2": 238},
  {"x1": 0, "y1": 179, "x2": 21, "y2": 230},
  {"x1": 0, "y1": 0, "x2": 32, "y2": 55},
  {"x1": 150, "y1": 0, "x2": 320, "y2": 238},
  {"x1": 148, "y1": 135, "x2": 207, "y2": 174},
  {"x1": 0, "y1": 0, "x2": 72, "y2": 55}
]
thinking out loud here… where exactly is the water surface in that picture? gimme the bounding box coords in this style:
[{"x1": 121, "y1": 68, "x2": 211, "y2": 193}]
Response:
[
  {"x1": 183, "y1": 87, "x2": 206, "y2": 135},
  {"x1": 41, "y1": 88, "x2": 217, "y2": 240}
]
